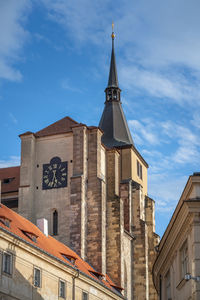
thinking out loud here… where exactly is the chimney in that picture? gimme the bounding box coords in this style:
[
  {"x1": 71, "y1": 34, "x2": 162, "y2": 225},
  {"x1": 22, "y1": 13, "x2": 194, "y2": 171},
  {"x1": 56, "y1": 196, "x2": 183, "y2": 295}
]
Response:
[{"x1": 37, "y1": 218, "x2": 48, "y2": 236}]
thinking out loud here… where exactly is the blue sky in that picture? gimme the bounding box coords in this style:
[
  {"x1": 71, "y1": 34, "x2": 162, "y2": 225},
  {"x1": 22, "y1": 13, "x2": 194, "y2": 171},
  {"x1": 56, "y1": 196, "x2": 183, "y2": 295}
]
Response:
[{"x1": 1, "y1": 0, "x2": 200, "y2": 237}]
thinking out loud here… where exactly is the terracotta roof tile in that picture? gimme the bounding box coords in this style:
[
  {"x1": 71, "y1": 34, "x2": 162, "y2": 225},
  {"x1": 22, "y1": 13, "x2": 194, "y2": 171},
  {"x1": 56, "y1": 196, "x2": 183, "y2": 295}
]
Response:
[
  {"x1": 0, "y1": 166, "x2": 20, "y2": 194},
  {"x1": 0, "y1": 204, "x2": 122, "y2": 295},
  {"x1": 34, "y1": 116, "x2": 79, "y2": 137}
]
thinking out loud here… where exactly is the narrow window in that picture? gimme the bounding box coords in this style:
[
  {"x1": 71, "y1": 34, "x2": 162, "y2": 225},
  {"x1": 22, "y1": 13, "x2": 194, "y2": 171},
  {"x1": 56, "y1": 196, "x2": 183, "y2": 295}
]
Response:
[
  {"x1": 137, "y1": 160, "x2": 143, "y2": 180},
  {"x1": 137, "y1": 160, "x2": 140, "y2": 177},
  {"x1": 180, "y1": 241, "x2": 188, "y2": 278},
  {"x1": 2, "y1": 252, "x2": 12, "y2": 275},
  {"x1": 59, "y1": 280, "x2": 66, "y2": 298},
  {"x1": 53, "y1": 210, "x2": 58, "y2": 235},
  {"x1": 82, "y1": 291, "x2": 88, "y2": 300},
  {"x1": 140, "y1": 163, "x2": 143, "y2": 180},
  {"x1": 34, "y1": 267, "x2": 41, "y2": 287}
]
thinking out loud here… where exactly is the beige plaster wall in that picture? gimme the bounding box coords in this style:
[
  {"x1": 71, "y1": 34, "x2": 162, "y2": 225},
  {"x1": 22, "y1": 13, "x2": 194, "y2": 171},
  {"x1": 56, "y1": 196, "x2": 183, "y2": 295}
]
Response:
[
  {"x1": 0, "y1": 232, "x2": 123, "y2": 300},
  {"x1": 157, "y1": 212, "x2": 200, "y2": 300},
  {"x1": 121, "y1": 148, "x2": 147, "y2": 196}
]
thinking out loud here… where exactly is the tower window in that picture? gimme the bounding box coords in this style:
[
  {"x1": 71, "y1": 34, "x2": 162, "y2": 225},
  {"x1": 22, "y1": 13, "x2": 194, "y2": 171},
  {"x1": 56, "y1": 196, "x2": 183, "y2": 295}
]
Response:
[
  {"x1": 53, "y1": 210, "x2": 58, "y2": 235},
  {"x1": 113, "y1": 90, "x2": 117, "y2": 100},
  {"x1": 137, "y1": 160, "x2": 143, "y2": 180}
]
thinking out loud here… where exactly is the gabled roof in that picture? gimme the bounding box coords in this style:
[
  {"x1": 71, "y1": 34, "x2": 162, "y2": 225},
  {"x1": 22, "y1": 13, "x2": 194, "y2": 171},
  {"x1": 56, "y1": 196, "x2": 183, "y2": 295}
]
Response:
[
  {"x1": 34, "y1": 116, "x2": 79, "y2": 138},
  {"x1": 0, "y1": 166, "x2": 20, "y2": 194},
  {"x1": 0, "y1": 204, "x2": 123, "y2": 296}
]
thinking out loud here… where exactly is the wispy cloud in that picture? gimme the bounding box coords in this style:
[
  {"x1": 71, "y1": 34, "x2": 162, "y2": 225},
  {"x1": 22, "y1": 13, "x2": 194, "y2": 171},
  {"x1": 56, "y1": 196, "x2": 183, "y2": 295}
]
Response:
[
  {"x1": 41, "y1": 0, "x2": 200, "y2": 106},
  {"x1": 9, "y1": 113, "x2": 18, "y2": 124},
  {"x1": 0, "y1": 0, "x2": 31, "y2": 81},
  {"x1": 61, "y1": 78, "x2": 83, "y2": 93},
  {"x1": 129, "y1": 119, "x2": 159, "y2": 145},
  {"x1": 120, "y1": 66, "x2": 200, "y2": 105},
  {"x1": 0, "y1": 156, "x2": 20, "y2": 168},
  {"x1": 148, "y1": 173, "x2": 188, "y2": 213}
]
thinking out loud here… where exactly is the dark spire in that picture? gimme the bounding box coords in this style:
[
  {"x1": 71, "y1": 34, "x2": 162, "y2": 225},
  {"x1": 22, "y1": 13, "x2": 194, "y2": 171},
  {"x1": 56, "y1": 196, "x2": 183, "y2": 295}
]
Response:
[
  {"x1": 99, "y1": 24, "x2": 134, "y2": 148},
  {"x1": 107, "y1": 23, "x2": 119, "y2": 88}
]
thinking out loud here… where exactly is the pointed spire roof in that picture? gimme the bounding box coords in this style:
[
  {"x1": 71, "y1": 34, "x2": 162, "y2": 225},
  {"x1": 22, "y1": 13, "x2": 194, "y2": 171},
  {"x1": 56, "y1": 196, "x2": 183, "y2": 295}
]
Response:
[
  {"x1": 99, "y1": 24, "x2": 134, "y2": 148},
  {"x1": 107, "y1": 23, "x2": 119, "y2": 88}
]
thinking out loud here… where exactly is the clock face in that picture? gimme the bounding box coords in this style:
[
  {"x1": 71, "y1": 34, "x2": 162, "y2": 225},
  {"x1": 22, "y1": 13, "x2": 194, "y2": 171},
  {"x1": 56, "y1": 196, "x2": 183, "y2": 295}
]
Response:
[{"x1": 42, "y1": 157, "x2": 68, "y2": 190}]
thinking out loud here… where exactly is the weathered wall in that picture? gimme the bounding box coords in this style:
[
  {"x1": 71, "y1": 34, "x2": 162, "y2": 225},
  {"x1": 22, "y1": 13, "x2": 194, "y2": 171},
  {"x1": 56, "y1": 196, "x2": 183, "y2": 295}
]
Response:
[{"x1": 19, "y1": 133, "x2": 73, "y2": 246}]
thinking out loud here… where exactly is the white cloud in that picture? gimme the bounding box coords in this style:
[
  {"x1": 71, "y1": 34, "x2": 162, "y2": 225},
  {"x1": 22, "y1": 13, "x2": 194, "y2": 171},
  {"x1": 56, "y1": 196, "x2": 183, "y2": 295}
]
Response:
[
  {"x1": 148, "y1": 172, "x2": 188, "y2": 213},
  {"x1": 41, "y1": 0, "x2": 110, "y2": 46},
  {"x1": 129, "y1": 119, "x2": 159, "y2": 145},
  {"x1": 41, "y1": 0, "x2": 200, "y2": 105},
  {"x1": 0, "y1": 0, "x2": 31, "y2": 81},
  {"x1": 0, "y1": 156, "x2": 20, "y2": 168}
]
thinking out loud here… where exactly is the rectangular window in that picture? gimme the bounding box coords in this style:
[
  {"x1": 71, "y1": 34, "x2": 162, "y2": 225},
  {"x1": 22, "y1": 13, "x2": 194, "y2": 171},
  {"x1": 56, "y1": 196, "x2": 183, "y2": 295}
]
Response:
[
  {"x1": 165, "y1": 270, "x2": 171, "y2": 300},
  {"x1": 59, "y1": 280, "x2": 65, "y2": 298},
  {"x1": 137, "y1": 160, "x2": 143, "y2": 180},
  {"x1": 137, "y1": 160, "x2": 140, "y2": 177},
  {"x1": 34, "y1": 267, "x2": 41, "y2": 287},
  {"x1": 180, "y1": 241, "x2": 188, "y2": 278},
  {"x1": 2, "y1": 252, "x2": 12, "y2": 275},
  {"x1": 82, "y1": 291, "x2": 88, "y2": 300}
]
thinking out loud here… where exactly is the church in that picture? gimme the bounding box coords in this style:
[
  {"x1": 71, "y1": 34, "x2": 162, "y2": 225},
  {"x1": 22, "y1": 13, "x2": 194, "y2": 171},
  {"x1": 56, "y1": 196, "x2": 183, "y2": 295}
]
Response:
[{"x1": 0, "y1": 27, "x2": 159, "y2": 300}]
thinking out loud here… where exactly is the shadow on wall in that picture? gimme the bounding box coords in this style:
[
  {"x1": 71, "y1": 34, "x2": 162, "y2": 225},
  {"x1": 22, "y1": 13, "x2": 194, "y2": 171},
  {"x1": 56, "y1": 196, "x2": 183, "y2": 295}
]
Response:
[{"x1": 0, "y1": 247, "x2": 45, "y2": 300}]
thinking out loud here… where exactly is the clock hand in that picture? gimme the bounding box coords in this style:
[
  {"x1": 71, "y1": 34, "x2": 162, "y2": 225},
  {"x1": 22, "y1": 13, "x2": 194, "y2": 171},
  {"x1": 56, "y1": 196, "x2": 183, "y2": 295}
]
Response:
[{"x1": 52, "y1": 170, "x2": 58, "y2": 184}]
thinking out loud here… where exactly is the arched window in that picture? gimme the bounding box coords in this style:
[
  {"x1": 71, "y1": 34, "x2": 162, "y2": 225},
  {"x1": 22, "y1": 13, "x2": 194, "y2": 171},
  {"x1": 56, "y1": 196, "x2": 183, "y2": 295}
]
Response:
[{"x1": 53, "y1": 210, "x2": 58, "y2": 235}]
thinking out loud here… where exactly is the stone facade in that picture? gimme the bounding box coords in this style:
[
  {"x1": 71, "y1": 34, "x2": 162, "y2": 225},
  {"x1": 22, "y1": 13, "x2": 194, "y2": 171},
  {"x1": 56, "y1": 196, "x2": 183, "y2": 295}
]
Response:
[{"x1": 14, "y1": 119, "x2": 159, "y2": 299}]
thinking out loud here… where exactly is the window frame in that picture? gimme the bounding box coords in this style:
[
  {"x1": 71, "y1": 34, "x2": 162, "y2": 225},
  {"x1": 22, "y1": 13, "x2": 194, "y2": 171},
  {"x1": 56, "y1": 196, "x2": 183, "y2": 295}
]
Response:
[
  {"x1": 137, "y1": 160, "x2": 143, "y2": 180},
  {"x1": 180, "y1": 240, "x2": 189, "y2": 279},
  {"x1": 59, "y1": 279, "x2": 66, "y2": 298},
  {"x1": 2, "y1": 252, "x2": 13, "y2": 275},
  {"x1": 53, "y1": 209, "x2": 58, "y2": 236},
  {"x1": 82, "y1": 291, "x2": 88, "y2": 300},
  {"x1": 33, "y1": 267, "x2": 41, "y2": 288}
]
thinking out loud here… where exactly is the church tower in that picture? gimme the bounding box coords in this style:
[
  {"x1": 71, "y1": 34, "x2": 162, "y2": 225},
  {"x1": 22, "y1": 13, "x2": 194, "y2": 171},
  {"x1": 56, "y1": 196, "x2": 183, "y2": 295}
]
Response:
[
  {"x1": 2, "y1": 24, "x2": 159, "y2": 300},
  {"x1": 98, "y1": 25, "x2": 159, "y2": 300}
]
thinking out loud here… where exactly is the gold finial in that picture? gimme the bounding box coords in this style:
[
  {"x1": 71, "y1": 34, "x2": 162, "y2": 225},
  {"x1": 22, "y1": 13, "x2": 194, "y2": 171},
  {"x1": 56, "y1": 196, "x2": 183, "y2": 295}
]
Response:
[{"x1": 111, "y1": 21, "x2": 115, "y2": 39}]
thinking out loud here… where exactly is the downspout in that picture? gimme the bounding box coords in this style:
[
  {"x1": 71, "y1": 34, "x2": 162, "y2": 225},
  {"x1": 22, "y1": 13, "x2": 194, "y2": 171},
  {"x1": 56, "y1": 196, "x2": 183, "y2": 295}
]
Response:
[{"x1": 72, "y1": 269, "x2": 80, "y2": 300}]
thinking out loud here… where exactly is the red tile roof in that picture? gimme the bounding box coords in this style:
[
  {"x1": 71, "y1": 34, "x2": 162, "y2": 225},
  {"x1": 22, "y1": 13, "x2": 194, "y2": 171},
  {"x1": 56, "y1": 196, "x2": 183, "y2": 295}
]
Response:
[
  {"x1": 34, "y1": 116, "x2": 78, "y2": 137},
  {"x1": 0, "y1": 204, "x2": 122, "y2": 296},
  {"x1": 0, "y1": 166, "x2": 20, "y2": 194}
]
